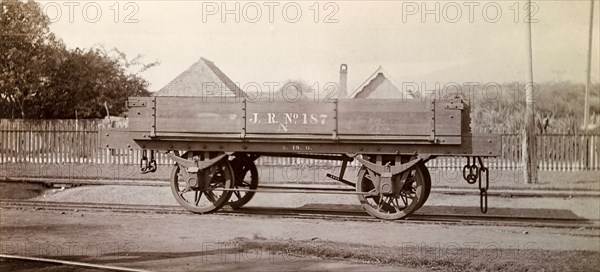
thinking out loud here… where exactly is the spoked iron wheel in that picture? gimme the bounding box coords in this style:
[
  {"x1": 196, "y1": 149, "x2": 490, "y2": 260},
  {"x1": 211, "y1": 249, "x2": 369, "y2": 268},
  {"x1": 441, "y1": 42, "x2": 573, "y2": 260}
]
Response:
[
  {"x1": 227, "y1": 155, "x2": 259, "y2": 209},
  {"x1": 416, "y1": 165, "x2": 431, "y2": 209},
  {"x1": 170, "y1": 158, "x2": 233, "y2": 214},
  {"x1": 356, "y1": 164, "x2": 431, "y2": 220}
]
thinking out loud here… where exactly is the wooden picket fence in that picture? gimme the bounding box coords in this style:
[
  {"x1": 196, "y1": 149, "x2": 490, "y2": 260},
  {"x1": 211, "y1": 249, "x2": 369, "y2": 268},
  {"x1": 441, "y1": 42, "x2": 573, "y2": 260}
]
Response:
[{"x1": 0, "y1": 119, "x2": 598, "y2": 171}]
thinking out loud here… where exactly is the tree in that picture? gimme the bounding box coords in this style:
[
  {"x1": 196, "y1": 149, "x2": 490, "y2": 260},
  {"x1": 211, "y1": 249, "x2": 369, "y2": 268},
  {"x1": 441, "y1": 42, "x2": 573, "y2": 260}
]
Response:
[
  {"x1": 0, "y1": 0, "x2": 157, "y2": 119},
  {"x1": 37, "y1": 47, "x2": 154, "y2": 119},
  {"x1": 0, "y1": 0, "x2": 62, "y2": 118}
]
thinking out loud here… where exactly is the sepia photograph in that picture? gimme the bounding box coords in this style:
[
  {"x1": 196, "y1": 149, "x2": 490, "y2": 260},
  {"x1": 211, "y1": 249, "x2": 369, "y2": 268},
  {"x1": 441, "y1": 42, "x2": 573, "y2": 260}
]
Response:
[{"x1": 1, "y1": 0, "x2": 599, "y2": 271}]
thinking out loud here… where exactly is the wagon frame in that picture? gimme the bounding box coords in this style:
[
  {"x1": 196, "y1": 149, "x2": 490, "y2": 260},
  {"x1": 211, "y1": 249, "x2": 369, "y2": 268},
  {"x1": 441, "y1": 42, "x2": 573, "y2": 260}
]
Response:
[{"x1": 100, "y1": 95, "x2": 500, "y2": 220}]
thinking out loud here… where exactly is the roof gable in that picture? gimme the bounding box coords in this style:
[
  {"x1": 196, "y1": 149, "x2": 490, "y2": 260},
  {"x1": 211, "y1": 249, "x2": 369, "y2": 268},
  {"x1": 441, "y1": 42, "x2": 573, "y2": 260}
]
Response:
[
  {"x1": 154, "y1": 58, "x2": 245, "y2": 97},
  {"x1": 349, "y1": 66, "x2": 414, "y2": 99}
]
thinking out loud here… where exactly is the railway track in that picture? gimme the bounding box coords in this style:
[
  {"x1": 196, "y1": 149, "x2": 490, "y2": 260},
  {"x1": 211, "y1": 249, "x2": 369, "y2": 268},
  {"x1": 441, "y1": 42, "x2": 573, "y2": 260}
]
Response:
[
  {"x1": 4, "y1": 178, "x2": 599, "y2": 198},
  {"x1": 0, "y1": 254, "x2": 150, "y2": 272},
  {"x1": 1, "y1": 199, "x2": 598, "y2": 229}
]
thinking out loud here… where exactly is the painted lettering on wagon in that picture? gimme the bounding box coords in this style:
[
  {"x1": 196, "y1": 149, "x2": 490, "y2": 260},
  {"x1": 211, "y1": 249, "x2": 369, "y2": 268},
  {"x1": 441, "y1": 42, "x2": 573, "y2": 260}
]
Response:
[{"x1": 248, "y1": 112, "x2": 328, "y2": 132}]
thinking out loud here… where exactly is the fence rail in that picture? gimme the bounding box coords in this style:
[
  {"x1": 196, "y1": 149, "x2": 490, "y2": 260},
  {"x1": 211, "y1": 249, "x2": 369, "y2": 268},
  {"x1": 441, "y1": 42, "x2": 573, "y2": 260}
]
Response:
[{"x1": 1, "y1": 119, "x2": 598, "y2": 171}]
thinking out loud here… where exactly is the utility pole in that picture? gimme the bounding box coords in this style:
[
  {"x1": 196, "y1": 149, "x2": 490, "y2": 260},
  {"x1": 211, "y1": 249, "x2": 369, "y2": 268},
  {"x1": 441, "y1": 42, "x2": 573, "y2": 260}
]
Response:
[
  {"x1": 583, "y1": 0, "x2": 595, "y2": 130},
  {"x1": 523, "y1": 0, "x2": 538, "y2": 184}
]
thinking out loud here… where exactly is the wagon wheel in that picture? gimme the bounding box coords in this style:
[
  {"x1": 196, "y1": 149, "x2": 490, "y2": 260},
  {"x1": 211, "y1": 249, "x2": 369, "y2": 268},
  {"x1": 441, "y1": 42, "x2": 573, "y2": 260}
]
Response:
[
  {"x1": 227, "y1": 155, "x2": 259, "y2": 209},
  {"x1": 170, "y1": 159, "x2": 233, "y2": 214},
  {"x1": 415, "y1": 165, "x2": 431, "y2": 209},
  {"x1": 356, "y1": 163, "x2": 430, "y2": 220}
]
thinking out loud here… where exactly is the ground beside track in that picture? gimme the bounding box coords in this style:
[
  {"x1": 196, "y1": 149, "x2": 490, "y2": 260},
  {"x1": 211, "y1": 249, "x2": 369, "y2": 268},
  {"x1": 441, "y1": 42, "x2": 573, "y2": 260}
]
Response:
[
  {"x1": 1, "y1": 181, "x2": 600, "y2": 271},
  {"x1": 1, "y1": 209, "x2": 598, "y2": 272}
]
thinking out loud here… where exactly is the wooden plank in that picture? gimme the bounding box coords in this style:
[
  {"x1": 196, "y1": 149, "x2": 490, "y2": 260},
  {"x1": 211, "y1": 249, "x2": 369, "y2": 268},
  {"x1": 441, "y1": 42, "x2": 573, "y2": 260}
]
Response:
[
  {"x1": 55, "y1": 121, "x2": 59, "y2": 163},
  {"x1": 594, "y1": 135, "x2": 599, "y2": 170},
  {"x1": 12, "y1": 121, "x2": 16, "y2": 162},
  {"x1": 25, "y1": 122, "x2": 29, "y2": 163},
  {"x1": 61, "y1": 121, "x2": 66, "y2": 163},
  {"x1": 0, "y1": 120, "x2": 5, "y2": 163},
  {"x1": 581, "y1": 135, "x2": 587, "y2": 170},
  {"x1": 564, "y1": 135, "x2": 569, "y2": 171},
  {"x1": 592, "y1": 135, "x2": 600, "y2": 170},
  {"x1": 434, "y1": 104, "x2": 462, "y2": 136},
  {"x1": 1, "y1": 121, "x2": 4, "y2": 162},
  {"x1": 92, "y1": 122, "x2": 96, "y2": 163},
  {"x1": 338, "y1": 99, "x2": 431, "y2": 136},
  {"x1": 127, "y1": 134, "x2": 500, "y2": 157},
  {"x1": 67, "y1": 122, "x2": 72, "y2": 163},
  {"x1": 46, "y1": 121, "x2": 50, "y2": 164},
  {"x1": 588, "y1": 135, "x2": 592, "y2": 170},
  {"x1": 35, "y1": 122, "x2": 39, "y2": 163},
  {"x1": 246, "y1": 100, "x2": 335, "y2": 135},
  {"x1": 129, "y1": 146, "x2": 133, "y2": 165},
  {"x1": 552, "y1": 135, "x2": 558, "y2": 170},
  {"x1": 583, "y1": 135, "x2": 588, "y2": 170},
  {"x1": 516, "y1": 135, "x2": 521, "y2": 170},
  {"x1": 58, "y1": 121, "x2": 62, "y2": 163},
  {"x1": 568, "y1": 136, "x2": 573, "y2": 171},
  {"x1": 14, "y1": 122, "x2": 18, "y2": 162},
  {"x1": 18, "y1": 122, "x2": 23, "y2": 162},
  {"x1": 32, "y1": 122, "x2": 37, "y2": 163},
  {"x1": 556, "y1": 135, "x2": 561, "y2": 171},
  {"x1": 508, "y1": 135, "x2": 513, "y2": 169},
  {"x1": 510, "y1": 135, "x2": 516, "y2": 169},
  {"x1": 544, "y1": 135, "x2": 549, "y2": 170},
  {"x1": 576, "y1": 135, "x2": 581, "y2": 171},
  {"x1": 8, "y1": 121, "x2": 12, "y2": 162},
  {"x1": 82, "y1": 125, "x2": 86, "y2": 164},
  {"x1": 51, "y1": 121, "x2": 56, "y2": 163},
  {"x1": 575, "y1": 135, "x2": 580, "y2": 170},
  {"x1": 560, "y1": 135, "x2": 565, "y2": 171},
  {"x1": 155, "y1": 97, "x2": 243, "y2": 134},
  {"x1": 100, "y1": 129, "x2": 142, "y2": 149},
  {"x1": 595, "y1": 136, "x2": 598, "y2": 170},
  {"x1": 126, "y1": 97, "x2": 153, "y2": 131},
  {"x1": 1, "y1": 121, "x2": 5, "y2": 163}
]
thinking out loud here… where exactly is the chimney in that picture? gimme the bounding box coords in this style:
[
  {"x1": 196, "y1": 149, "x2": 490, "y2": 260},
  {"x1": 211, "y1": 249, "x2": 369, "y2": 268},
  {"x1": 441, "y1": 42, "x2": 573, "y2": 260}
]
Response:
[{"x1": 339, "y1": 64, "x2": 348, "y2": 99}]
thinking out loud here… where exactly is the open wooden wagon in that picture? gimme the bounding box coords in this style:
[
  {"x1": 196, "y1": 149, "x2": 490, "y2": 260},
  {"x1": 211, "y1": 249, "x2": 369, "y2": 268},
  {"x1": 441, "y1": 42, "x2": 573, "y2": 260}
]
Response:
[{"x1": 100, "y1": 96, "x2": 500, "y2": 220}]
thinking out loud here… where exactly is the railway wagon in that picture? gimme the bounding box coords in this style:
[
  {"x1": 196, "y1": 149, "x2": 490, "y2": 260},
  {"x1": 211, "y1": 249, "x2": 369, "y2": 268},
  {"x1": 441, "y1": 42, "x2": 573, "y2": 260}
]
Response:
[{"x1": 100, "y1": 96, "x2": 500, "y2": 220}]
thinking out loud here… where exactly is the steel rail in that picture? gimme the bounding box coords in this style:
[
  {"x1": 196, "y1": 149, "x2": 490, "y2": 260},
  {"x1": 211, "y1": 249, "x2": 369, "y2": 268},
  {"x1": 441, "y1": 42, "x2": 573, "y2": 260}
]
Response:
[
  {"x1": 4, "y1": 178, "x2": 599, "y2": 198},
  {"x1": 0, "y1": 254, "x2": 152, "y2": 272},
  {"x1": 1, "y1": 199, "x2": 598, "y2": 229}
]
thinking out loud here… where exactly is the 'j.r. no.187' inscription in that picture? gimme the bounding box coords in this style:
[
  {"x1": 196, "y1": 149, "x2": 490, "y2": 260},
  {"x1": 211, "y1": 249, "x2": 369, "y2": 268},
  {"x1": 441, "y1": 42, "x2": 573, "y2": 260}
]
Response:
[{"x1": 248, "y1": 112, "x2": 328, "y2": 132}]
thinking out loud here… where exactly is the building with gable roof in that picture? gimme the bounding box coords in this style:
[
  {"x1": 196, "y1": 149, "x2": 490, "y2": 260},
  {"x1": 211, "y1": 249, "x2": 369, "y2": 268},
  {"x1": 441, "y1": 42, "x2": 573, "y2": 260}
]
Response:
[
  {"x1": 347, "y1": 66, "x2": 415, "y2": 99},
  {"x1": 154, "y1": 58, "x2": 245, "y2": 97}
]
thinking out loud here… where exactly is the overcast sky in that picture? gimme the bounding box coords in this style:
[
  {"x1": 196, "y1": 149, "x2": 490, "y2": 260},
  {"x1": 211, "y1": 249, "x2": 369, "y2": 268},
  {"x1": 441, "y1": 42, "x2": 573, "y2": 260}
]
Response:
[{"x1": 39, "y1": 0, "x2": 599, "y2": 93}]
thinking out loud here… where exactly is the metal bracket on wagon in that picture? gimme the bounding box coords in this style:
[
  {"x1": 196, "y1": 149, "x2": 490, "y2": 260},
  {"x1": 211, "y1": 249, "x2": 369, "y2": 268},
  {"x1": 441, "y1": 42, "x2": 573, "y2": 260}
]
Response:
[
  {"x1": 354, "y1": 156, "x2": 423, "y2": 177},
  {"x1": 355, "y1": 156, "x2": 424, "y2": 195},
  {"x1": 166, "y1": 152, "x2": 228, "y2": 172},
  {"x1": 140, "y1": 150, "x2": 157, "y2": 174}
]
